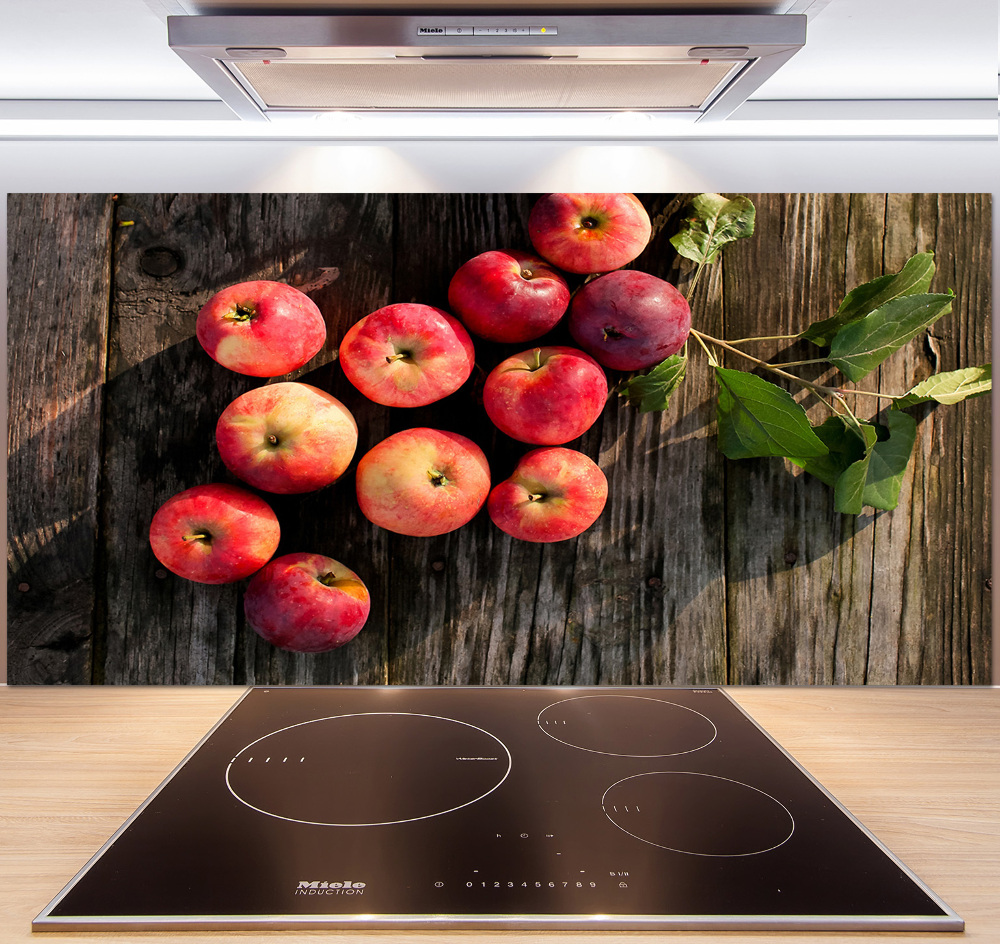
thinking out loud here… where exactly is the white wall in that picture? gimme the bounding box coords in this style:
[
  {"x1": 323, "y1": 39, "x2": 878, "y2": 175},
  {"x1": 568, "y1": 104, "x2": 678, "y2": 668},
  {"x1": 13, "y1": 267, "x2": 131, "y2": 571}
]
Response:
[{"x1": 3, "y1": 136, "x2": 998, "y2": 684}]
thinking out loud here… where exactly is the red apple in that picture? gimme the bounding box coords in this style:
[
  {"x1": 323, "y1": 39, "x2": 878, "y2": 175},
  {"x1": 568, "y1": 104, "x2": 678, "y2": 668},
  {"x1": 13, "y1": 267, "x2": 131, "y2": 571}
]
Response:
[
  {"x1": 488, "y1": 447, "x2": 608, "y2": 543},
  {"x1": 447, "y1": 249, "x2": 570, "y2": 343},
  {"x1": 196, "y1": 280, "x2": 327, "y2": 377},
  {"x1": 568, "y1": 269, "x2": 691, "y2": 371},
  {"x1": 244, "y1": 552, "x2": 371, "y2": 653},
  {"x1": 148, "y1": 483, "x2": 280, "y2": 584},
  {"x1": 215, "y1": 381, "x2": 357, "y2": 494},
  {"x1": 338, "y1": 303, "x2": 475, "y2": 407},
  {"x1": 483, "y1": 346, "x2": 608, "y2": 445},
  {"x1": 355, "y1": 428, "x2": 490, "y2": 537},
  {"x1": 528, "y1": 193, "x2": 652, "y2": 275}
]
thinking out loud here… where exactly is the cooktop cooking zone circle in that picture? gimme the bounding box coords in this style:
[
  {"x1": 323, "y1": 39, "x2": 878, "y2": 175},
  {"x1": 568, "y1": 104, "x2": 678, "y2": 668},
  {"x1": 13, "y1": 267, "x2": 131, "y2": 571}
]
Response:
[
  {"x1": 603, "y1": 771, "x2": 795, "y2": 857},
  {"x1": 537, "y1": 694, "x2": 717, "y2": 757},
  {"x1": 225, "y1": 712, "x2": 512, "y2": 827}
]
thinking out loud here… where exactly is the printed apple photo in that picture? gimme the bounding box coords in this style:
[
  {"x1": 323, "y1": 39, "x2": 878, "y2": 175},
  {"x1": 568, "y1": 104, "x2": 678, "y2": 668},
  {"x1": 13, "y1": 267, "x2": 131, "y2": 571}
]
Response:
[{"x1": 6, "y1": 193, "x2": 991, "y2": 686}]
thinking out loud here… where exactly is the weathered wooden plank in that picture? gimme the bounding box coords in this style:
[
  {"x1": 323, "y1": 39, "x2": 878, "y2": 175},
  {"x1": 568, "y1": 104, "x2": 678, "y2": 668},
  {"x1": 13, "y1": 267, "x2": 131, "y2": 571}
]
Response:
[
  {"x1": 873, "y1": 193, "x2": 992, "y2": 684},
  {"x1": 721, "y1": 193, "x2": 882, "y2": 684},
  {"x1": 101, "y1": 194, "x2": 393, "y2": 684},
  {"x1": 380, "y1": 194, "x2": 729, "y2": 685},
  {"x1": 382, "y1": 193, "x2": 539, "y2": 684},
  {"x1": 556, "y1": 194, "x2": 728, "y2": 685},
  {"x1": 6, "y1": 193, "x2": 114, "y2": 684},
  {"x1": 719, "y1": 193, "x2": 990, "y2": 684}
]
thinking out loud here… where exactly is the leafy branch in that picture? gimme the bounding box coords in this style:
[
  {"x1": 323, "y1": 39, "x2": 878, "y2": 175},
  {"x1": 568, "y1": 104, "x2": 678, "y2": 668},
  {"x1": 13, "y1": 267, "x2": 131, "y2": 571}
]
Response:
[{"x1": 621, "y1": 193, "x2": 991, "y2": 515}]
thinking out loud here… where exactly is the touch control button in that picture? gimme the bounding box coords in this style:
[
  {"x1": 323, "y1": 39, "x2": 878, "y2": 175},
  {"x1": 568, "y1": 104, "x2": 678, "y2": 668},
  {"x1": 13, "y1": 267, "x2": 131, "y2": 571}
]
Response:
[
  {"x1": 446, "y1": 26, "x2": 475, "y2": 35},
  {"x1": 473, "y1": 26, "x2": 532, "y2": 35}
]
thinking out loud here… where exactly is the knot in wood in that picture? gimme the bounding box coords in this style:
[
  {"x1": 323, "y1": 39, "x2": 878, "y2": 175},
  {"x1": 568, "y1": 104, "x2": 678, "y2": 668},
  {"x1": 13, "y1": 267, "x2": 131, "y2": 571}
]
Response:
[{"x1": 139, "y1": 247, "x2": 183, "y2": 278}]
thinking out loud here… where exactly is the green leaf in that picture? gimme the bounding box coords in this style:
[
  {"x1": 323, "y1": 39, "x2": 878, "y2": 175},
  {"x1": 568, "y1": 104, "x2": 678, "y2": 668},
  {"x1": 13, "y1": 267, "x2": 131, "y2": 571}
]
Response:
[
  {"x1": 670, "y1": 194, "x2": 756, "y2": 267},
  {"x1": 789, "y1": 415, "x2": 877, "y2": 489},
  {"x1": 834, "y1": 453, "x2": 872, "y2": 515},
  {"x1": 801, "y1": 252, "x2": 936, "y2": 347},
  {"x1": 894, "y1": 364, "x2": 992, "y2": 408},
  {"x1": 827, "y1": 410, "x2": 917, "y2": 514},
  {"x1": 862, "y1": 410, "x2": 917, "y2": 511},
  {"x1": 621, "y1": 352, "x2": 687, "y2": 412},
  {"x1": 714, "y1": 368, "x2": 828, "y2": 460},
  {"x1": 828, "y1": 291, "x2": 954, "y2": 382}
]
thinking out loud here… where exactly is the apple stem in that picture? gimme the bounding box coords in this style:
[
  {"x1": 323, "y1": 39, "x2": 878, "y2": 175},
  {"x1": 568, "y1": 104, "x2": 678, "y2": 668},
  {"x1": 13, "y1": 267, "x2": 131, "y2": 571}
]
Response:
[
  {"x1": 266, "y1": 433, "x2": 279, "y2": 446},
  {"x1": 227, "y1": 303, "x2": 256, "y2": 323},
  {"x1": 530, "y1": 348, "x2": 543, "y2": 371},
  {"x1": 520, "y1": 267, "x2": 534, "y2": 280},
  {"x1": 182, "y1": 531, "x2": 211, "y2": 544},
  {"x1": 429, "y1": 469, "x2": 450, "y2": 488},
  {"x1": 385, "y1": 352, "x2": 411, "y2": 364},
  {"x1": 317, "y1": 571, "x2": 341, "y2": 587},
  {"x1": 527, "y1": 492, "x2": 545, "y2": 502}
]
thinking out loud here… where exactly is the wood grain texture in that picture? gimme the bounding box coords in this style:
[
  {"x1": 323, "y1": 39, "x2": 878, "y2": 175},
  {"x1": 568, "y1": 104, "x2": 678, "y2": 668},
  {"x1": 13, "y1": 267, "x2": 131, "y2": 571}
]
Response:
[
  {"x1": 102, "y1": 194, "x2": 394, "y2": 684},
  {"x1": 4, "y1": 193, "x2": 992, "y2": 685},
  {"x1": 3, "y1": 686, "x2": 997, "y2": 942},
  {"x1": 6, "y1": 193, "x2": 114, "y2": 683}
]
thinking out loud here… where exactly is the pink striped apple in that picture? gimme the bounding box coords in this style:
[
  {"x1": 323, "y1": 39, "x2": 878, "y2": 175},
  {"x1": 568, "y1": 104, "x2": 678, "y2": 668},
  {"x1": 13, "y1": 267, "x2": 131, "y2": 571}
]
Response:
[
  {"x1": 148, "y1": 483, "x2": 280, "y2": 584},
  {"x1": 355, "y1": 428, "x2": 490, "y2": 537},
  {"x1": 244, "y1": 552, "x2": 370, "y2": 653},
  {"x1": 196, "y1": 280, "x2": 326, "y2": 377},
  {"x1": 339, "y1": 303, "x2": 475, "y2": 407},
  {"x1": 528, "y1": 193, "x2": 651, "y2": 274},
  {"x1": 215, "y1": 382, "x2": 357, "y2": 494},
  {"x1": 448, "y1": 249, "x2": 570, "y2": 343},
  {"x1": 488, "y1": 447, "x2": 608, "y2": 543},
  {"x1": 483, "y1": 346, "x2": 608, "y2": 445}
]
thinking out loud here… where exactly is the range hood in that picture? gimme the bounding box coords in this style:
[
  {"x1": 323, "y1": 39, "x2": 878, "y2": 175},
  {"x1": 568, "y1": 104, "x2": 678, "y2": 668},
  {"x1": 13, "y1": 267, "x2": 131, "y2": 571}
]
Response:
[{"x1": 167, "y1": 13, "x2": 806, "y2": 122}]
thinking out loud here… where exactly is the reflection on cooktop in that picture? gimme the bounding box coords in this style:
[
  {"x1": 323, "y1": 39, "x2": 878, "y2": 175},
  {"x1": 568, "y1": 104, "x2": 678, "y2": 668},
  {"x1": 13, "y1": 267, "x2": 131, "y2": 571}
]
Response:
[{"x1": 34, "y1": 686, "x2": 963, "y2": 932}]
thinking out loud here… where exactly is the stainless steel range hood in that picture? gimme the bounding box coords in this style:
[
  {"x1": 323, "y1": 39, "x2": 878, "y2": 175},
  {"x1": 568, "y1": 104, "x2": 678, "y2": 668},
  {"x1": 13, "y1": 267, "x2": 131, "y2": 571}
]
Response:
[{"x1": 167, "y1": 13, "x2": 806, "y2": 121}]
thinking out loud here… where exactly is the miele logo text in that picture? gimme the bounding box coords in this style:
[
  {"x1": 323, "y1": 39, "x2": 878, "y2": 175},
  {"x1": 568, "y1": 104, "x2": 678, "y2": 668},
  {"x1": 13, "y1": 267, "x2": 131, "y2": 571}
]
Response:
[
  {"x1": 418, "y1": 27, "x2": 445, "y2": 33},
  {"x1": 296, "y1": 880, "x2": 366, "y2": 896}
]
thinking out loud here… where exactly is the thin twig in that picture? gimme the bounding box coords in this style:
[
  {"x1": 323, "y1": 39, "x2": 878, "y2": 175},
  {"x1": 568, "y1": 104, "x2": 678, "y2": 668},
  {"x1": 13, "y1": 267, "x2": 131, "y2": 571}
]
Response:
[
  {"x1": 691, "y1": 329, "x2": 841, "y2": 414},
  {"x1": 725, "y1": 333, "x2": 802, "y2": 345},
  {"x1": 767, "y1": 358, "x2": 830, "y2": 368}
]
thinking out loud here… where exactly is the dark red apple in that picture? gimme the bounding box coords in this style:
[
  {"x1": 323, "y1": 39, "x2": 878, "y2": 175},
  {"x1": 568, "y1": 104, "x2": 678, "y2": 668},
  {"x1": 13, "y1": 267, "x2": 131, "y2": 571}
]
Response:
[{"x1": 568, "y1": 270, "x2": 691, "y2": 371}]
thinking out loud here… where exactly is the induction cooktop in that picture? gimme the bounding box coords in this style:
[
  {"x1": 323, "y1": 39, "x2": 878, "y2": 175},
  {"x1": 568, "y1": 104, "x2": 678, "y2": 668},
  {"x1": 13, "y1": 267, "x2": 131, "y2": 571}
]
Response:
[{"x1": 33, "y1": 686, "x2": 963, "y2": 932}]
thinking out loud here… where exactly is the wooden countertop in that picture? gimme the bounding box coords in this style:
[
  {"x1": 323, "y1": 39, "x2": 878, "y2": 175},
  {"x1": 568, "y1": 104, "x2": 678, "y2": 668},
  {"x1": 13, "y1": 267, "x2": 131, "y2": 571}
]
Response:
[{"x1": 2, "y1": 685, "x2": 998, "y2": 942}]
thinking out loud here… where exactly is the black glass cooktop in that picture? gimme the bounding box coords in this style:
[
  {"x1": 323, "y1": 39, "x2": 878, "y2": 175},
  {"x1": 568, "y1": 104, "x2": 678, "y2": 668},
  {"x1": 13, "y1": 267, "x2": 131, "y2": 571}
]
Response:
[{"x1": 34, "y1": 686, "x2": 962, "y2": 932}]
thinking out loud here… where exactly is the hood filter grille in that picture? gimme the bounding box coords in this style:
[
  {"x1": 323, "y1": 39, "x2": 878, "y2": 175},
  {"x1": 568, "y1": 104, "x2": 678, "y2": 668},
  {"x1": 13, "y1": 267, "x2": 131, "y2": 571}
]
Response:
[{"x1": 234, "y1": 60, "x2": 742, "y2": 111}]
